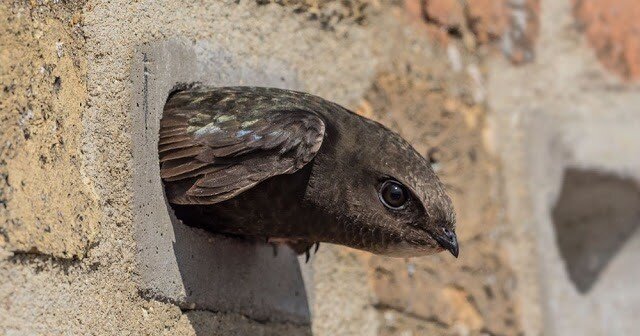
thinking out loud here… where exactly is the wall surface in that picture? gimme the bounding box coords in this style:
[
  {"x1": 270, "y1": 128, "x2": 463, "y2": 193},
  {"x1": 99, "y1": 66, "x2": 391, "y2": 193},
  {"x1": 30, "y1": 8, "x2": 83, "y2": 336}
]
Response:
[
  {"x1": 1, "y1": 0, "x2": 638, "y2": 335},
  {"x1": 489, "y1": 0, "x2": 640, "y2": 334}
]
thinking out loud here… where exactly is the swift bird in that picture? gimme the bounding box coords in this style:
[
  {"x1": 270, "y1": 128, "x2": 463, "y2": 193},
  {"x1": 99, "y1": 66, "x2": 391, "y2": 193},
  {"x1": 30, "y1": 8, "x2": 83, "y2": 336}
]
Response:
[{"x1": 160, "y1": 86, "x2": 458, "y2": 259}]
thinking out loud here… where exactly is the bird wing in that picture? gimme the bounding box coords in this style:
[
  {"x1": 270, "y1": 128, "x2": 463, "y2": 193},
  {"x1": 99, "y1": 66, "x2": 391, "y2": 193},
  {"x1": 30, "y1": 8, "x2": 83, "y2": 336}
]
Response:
[{"x1": 159, "y1": 88, "x2": 326, "y2": 205}]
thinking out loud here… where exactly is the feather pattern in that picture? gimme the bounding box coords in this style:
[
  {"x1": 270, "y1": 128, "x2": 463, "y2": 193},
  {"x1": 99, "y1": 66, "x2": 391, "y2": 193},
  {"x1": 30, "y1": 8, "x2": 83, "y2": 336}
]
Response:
[{"x1": 160, "y1": 87, "x2": 326, "y2": 205}]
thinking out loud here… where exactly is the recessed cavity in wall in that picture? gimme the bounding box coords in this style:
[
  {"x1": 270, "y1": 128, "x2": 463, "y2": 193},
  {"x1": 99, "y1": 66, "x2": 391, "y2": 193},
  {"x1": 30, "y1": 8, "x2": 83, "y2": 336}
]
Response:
[
  {"x1": 130, "y1": 39, "x2": 310, "y2": 324},
  {"x1": 551, "y1": 168, "x2": 640, "y2": 293}
]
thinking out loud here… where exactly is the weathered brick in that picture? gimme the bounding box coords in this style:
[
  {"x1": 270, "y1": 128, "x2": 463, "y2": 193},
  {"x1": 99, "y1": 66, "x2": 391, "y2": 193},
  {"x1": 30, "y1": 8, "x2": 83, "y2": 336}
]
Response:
[
  {"x1": 0, "y1": 1, "x2": 100, "y2": 259},
  {"x1": 573, "y1": 0, "x2": 640, "y2": 80},
  {"x1": 466, "y1": 0, "x2": 508, "y2": 43},
  {"x1": 369, "y1": 244, "x2": 521, "y2": 335},
  {"x1": 361, "y1": 54, "x2": 521, "y2": 336},
  {"x1": 423, "y1": 0, "x2": 465, "y2": 30},
  {"x1": 412, "y1": 0, "x2": 539, "y2": 64},
  {"x1": 503, "y1": 0, "x2": 540, "y2": 64}
]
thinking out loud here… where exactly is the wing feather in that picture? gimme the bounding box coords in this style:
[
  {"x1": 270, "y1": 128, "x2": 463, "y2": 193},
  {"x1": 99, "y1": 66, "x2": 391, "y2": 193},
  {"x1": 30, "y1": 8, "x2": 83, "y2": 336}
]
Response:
[{"x1": 159, "y1": 87, "x2": 325, "y2": 205}]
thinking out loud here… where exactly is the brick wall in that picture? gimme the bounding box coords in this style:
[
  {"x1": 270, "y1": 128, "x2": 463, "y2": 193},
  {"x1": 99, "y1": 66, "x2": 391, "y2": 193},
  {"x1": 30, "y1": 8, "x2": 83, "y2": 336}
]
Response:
[{"x1": 2, "y1": 0, "x2": 638, "y2": 335}]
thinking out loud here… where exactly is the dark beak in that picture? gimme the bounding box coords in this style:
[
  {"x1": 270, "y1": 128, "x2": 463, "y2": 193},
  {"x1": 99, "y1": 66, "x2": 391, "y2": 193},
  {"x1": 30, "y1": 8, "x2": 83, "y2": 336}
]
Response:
[{"x1": 434, "y1": 229, "x2": 459, "y2": 258}]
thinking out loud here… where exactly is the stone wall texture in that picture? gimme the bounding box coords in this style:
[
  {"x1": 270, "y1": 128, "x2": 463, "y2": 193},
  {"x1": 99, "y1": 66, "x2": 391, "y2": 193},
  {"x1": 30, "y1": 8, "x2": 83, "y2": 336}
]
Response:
[{"x1": 1, "y1": 0, "x2": 638, "y2": 335}]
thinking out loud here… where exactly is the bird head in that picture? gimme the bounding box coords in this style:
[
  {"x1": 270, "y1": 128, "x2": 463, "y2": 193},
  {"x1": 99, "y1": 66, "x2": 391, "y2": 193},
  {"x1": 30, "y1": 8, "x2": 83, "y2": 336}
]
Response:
[{"x1": 307, "y1": 113, "x2": 458, "y2": 258}]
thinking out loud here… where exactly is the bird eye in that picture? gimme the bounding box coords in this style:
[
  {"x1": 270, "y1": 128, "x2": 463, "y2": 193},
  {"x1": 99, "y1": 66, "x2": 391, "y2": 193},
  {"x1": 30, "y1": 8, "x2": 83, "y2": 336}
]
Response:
[{"x1": 379, "y1": 180, "x2": 409, "y2": 209}]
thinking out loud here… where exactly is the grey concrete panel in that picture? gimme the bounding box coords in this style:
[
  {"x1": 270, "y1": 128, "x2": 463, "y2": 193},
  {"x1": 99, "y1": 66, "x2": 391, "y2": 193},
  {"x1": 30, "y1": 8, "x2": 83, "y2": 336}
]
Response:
[{"x1": 130, "y1": 39, "x2": 310, "y2": 324}]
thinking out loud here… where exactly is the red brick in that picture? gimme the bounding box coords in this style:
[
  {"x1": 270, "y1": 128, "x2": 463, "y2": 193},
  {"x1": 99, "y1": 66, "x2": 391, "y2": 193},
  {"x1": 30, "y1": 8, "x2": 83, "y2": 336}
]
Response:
[
  {"x1": 573, "y1": 0, "x2": 640, "y2": 80},
  {"x1": 423, "y1": 0, "x2": 465, "y2": 29},
  {"x1": 466, "y1": 0, "x2": 509, "y2": 43},
  {"x1": 407, "y1": 0, "x2": 539, "y2": 64}
]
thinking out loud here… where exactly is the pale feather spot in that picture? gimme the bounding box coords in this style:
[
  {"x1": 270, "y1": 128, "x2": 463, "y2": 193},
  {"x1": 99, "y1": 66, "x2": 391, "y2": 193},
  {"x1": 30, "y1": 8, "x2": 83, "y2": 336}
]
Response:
[
  {"x1": 190, "y1": 96, "x2": 210, "y2": 104},
  {"x1": 216, "y1": 115, "x2": 236, "y2": 122},
  {"x1": 194, "y1": 123, "x2": 222, "y2": 137},
  {"x1": 188, "y1": 113, "x2": 212, "y2": 124},
  {"x1": 236, "y1": 130, "x2": 252, "y2": 137},
  {"x1": 241, "y1": 119, "x2": 259, "y2": 127}
]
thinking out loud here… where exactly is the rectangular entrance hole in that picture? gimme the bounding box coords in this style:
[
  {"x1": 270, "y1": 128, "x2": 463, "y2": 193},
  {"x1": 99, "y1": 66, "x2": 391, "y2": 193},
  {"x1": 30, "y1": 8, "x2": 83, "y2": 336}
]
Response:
[{"x1": 130, "y1": 39, "x2": 310, "y2": 324}]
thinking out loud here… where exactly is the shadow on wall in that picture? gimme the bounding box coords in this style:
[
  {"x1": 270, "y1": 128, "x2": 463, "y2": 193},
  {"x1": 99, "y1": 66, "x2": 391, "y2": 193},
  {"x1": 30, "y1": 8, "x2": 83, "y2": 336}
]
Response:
[
  {"x1": 552, "y1": 168, "x2": 640, "y2": 293},
  {"x1": 183, "y1": 310, "x2": 312, "y2": 335},
  {"x1": 167, "y1": 205, "x2": 312, "y2": 321}
]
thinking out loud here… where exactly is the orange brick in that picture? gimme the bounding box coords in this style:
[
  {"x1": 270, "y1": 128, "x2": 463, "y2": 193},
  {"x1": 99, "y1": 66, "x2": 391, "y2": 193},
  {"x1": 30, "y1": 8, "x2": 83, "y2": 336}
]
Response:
[
  {"x1": 466, "y1": 0, "x2": 508, "y2": 43},
  {"x1": 574, "y1": 0, "x2": 640, "y2": 80},
  {"x1": 423, "y1": 0, "x2": 465, "y2": 29}
]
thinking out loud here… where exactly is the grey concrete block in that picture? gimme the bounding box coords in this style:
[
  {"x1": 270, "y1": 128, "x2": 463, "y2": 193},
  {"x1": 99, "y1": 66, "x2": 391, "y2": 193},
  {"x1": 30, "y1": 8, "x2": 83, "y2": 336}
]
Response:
[{"x1": 130, "y1": 39, "x2": 310, "y2": 324}]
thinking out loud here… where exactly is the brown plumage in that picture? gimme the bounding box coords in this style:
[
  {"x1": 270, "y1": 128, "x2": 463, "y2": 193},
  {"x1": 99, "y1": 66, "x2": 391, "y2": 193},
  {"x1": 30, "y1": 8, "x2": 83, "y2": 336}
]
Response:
[{"x1": 160, "y1": 86, "x2": 458, "y2": 258}]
